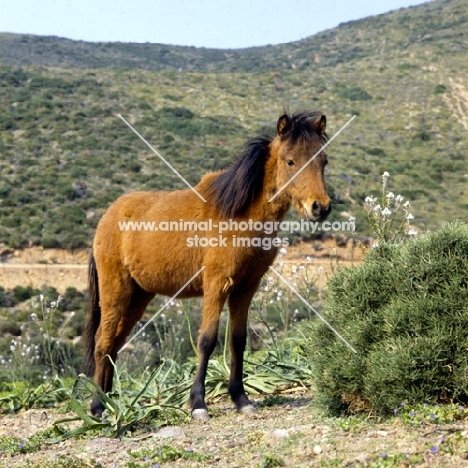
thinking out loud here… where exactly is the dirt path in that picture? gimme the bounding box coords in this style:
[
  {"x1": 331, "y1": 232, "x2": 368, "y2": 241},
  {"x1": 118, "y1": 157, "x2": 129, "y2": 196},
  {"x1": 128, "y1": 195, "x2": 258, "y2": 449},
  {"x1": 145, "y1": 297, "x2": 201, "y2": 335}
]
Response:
[
  {"x1": 0, "y1": 264, "x2": 88, "y2": 293},
  {"x1": 1, "y1": 393, "x2": 468, "y2": 467},
  {"x1": 0, "y1": 240, "x2": 362, "y2": 293}
]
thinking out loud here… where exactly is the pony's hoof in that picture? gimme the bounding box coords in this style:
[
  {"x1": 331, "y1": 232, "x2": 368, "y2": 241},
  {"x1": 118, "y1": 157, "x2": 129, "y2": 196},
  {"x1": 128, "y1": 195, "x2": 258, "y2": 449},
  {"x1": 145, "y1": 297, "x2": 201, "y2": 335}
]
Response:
[
  {"x1": 192, "y1": 408, "x2": 210, "y2": 421},
  {"x1": 239, "y1": 404, "x2": 257, "y2": 415},
  {"x1": 90, "y1": 399, "x2": 104, "y2": 418}
]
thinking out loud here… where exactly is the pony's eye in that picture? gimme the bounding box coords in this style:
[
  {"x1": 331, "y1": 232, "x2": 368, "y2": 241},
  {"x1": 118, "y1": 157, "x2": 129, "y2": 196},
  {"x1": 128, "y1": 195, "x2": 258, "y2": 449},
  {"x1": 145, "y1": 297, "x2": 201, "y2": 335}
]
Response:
[{"x1": 287, "y1": 159, "x2": 295, "y2": 166}]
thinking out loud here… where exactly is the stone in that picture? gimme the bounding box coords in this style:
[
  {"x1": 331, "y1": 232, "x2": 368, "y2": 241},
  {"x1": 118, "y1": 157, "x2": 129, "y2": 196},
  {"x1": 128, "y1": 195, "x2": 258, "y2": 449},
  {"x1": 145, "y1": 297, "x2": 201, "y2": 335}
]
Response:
[{"x1": 153, "y1": 426, "x2": 186, "y2": 439}]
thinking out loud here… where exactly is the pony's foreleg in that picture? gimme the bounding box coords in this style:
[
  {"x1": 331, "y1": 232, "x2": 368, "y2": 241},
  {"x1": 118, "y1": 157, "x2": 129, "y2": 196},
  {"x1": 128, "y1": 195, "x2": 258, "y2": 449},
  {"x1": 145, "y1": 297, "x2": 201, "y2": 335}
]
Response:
[
  {"x1": 190, "y1": 285, "x2": 228, "y2": 421},
  {"x1": 227, "y1": 280, "x2": 261, "y2": 415}
]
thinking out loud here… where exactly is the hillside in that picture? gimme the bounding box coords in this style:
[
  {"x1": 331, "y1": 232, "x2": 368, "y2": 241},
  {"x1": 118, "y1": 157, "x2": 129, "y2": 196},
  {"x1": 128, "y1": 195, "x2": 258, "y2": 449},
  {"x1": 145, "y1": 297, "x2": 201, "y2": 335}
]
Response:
[
  {"x1": 0, "y1": 0, "x2": 466, "y2": 72},
  {"x1": 0, "y1": 0, "x2": 467, "y2": 249}
]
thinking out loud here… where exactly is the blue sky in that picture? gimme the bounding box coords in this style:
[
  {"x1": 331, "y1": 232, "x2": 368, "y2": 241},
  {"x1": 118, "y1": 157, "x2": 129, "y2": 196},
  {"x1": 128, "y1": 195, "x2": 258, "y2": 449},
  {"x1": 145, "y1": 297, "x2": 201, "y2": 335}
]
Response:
[{"x1": 1, "y1": 0, "x2": 429, "y2": 49}]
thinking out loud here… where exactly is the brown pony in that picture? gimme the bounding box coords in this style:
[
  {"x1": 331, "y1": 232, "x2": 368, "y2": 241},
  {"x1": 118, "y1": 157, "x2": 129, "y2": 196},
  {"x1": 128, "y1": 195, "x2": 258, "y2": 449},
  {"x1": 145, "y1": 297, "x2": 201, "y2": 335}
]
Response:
[{"x1": 84, "y1": 111, "x2": 332, "y2": 420}]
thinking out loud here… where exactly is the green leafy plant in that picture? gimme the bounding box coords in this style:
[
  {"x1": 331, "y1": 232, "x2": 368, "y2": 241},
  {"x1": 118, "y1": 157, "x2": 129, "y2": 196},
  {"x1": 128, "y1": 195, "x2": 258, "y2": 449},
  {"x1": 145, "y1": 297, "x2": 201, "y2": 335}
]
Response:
[
  {"x1": 128, "y1": 444, "x2": 211, "y2": 464},
  {"x1": 0, "y1": 378, "x2": 70, "y2": 413},
  {"x1": 0, "y1": 428, "x2": 55, "y2": 455},
  {"x1": 395, "y1": 401, "x2": 467, "y2": 426},
  {"x1": 50, "y1": 362, "x2": 187, "y2": 441},
  {"x1": 336, "y1": 415, "x2": 365, "y2": 432},
  {"x1": 257, "y1": 454, "x2": 285, "y2": 468}
]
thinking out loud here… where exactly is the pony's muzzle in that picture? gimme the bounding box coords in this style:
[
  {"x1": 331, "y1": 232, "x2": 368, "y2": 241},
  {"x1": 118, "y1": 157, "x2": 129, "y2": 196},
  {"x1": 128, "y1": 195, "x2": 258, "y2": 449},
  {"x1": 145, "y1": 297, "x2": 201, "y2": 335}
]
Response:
[{"x1": 311, "y1": 200, "x2": 332, "y2": 221}]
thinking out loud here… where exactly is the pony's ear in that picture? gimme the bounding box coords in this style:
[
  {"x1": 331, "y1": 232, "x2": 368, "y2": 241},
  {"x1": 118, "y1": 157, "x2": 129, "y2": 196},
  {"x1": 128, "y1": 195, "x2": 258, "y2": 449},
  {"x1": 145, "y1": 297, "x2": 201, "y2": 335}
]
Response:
[
  {"x1": 277, "y1": 114, "x2": 291, "y2": 137},
  {"x1": 312, "y1": 114, "x2": 326, "y2": 136}
]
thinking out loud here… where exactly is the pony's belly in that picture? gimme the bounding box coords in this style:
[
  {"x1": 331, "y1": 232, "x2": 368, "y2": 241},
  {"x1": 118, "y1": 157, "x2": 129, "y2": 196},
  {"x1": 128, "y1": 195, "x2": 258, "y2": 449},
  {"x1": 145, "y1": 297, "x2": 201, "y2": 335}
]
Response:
[
  {"x1": 131, "y1": 267, "x2": 205, "y2": 297},
  {"x1": 127, "y1": 251, "x2": 205, "y2": 297}
]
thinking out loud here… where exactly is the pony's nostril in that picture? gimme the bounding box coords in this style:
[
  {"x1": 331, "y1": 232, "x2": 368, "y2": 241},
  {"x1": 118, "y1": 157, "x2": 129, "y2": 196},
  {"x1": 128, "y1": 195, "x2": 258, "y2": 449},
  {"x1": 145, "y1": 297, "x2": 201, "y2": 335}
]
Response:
[{"x1": 312, "y1": 201, "x2": 322, "y2": 216}]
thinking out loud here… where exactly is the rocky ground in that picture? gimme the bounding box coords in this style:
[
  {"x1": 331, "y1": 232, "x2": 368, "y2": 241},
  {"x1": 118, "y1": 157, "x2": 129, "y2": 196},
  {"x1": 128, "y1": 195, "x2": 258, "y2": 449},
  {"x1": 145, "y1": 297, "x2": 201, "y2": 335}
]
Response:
[{"x1": 1, "y1": 392, "x2": 468, "y2": 467}]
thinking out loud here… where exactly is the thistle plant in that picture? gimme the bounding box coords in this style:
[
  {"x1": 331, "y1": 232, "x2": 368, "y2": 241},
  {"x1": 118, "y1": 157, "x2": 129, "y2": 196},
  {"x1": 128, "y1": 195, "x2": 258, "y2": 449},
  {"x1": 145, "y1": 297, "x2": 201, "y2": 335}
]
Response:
[{"x1": 363, "y1": 171, "x2": 418, "y2": 244}]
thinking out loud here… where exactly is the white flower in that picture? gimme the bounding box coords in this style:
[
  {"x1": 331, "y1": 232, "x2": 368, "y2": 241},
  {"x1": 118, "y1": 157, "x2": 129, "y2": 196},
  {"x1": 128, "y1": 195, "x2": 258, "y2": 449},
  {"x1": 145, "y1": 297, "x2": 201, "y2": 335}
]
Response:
[
  {"x1": 30, "y1": 313, "x2": 37, "y2": 320},
  {"x1": 279, "y1": 247, "x2": 287, "y2": 255},
  {"x1": 348, "y1": 216, "x2": 356, "y2": 222},
  {"x1": 39, "y1": 294, "x2": 44, "y2": 302},
  {"x1": 10, "y1": 345, "x2": 15, "y2": 352},
  {"x1": 408, "y1": 229, "x2": 418, "y2": 235},
  {"x1": 386, "y1": 192, "x2": 395, "y2": 199},
  {"x1": 406, "y1": 213, "x2": 414, "y2": 220},
  {"x1": 374, "y1": 204, "x2": 382, "y2": 212},
  {"x1": 50, "y1": 301, "x2": 56, "y2": 308},
  {"x1": 396, "y1": 195, "x2": 404, "y2": 203},
  {"x1": 372, "y1": 242, "x2": 379, "y2": 248},
  {"x1": 70, "y1": 311, "x2": 75, "y2": 317},
  {"x1": 403, "y1": 201, "x2": 410, "y2": 208},
  {"x1": 382, "y1": 171, "x2": 390, "y2": 178},
  {"x1": 365, "y1": 196, "x2": 378, "y2": 206},
  {"x1": 382, "y1": 208, "x2": 392, "y2": 216}
]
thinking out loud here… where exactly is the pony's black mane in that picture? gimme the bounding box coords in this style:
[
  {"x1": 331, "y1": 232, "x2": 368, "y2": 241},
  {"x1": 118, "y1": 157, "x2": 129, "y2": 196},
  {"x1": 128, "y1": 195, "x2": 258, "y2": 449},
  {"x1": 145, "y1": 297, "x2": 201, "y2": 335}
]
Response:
[
  {"x1": 209, "y1": 111, "x2": 327, "y2": 219},
  {"x1": 208, "y1": 135, "x2": 272, "y2": 219}
]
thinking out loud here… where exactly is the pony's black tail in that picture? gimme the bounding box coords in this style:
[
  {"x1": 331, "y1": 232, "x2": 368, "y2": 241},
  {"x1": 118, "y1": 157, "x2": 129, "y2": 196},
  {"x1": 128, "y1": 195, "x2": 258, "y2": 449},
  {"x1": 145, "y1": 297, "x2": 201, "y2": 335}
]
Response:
[{"x1": 83, "y1": 249, "x2": 101, "y2": 376}]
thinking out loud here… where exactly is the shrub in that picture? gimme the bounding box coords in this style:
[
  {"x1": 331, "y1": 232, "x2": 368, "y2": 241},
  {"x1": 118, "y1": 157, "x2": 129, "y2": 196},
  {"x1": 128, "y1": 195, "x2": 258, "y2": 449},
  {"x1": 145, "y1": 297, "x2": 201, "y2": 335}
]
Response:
[
  {"x1": 13, "y1": 286, "x2": 40, "y2": 304},
  {"x1": 337, "y1": 86, "x2": 372, "y2": 101},
  {"x1": 303, "y1": 220, "x2": 468, "y2": 415}
]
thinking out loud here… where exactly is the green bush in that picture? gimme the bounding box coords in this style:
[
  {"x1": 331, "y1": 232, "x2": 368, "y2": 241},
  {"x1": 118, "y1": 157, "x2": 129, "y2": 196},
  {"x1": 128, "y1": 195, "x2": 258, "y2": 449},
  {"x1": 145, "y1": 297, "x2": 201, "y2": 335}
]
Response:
[
  {"x1": 13, "y1": 285, "x2": 40, "y2": 304},
  {"x1": 303, "y1": 220, "x2": 468, "y2": 415},
  {"x1": 337, "y1": 86, "x2": 372, "y2": 101}
]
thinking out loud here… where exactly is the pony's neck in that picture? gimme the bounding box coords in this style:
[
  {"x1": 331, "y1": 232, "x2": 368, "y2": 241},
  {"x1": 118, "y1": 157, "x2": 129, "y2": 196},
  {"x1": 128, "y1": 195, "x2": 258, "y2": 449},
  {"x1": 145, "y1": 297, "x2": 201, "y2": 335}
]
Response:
[{"x1": 250, "y1": 146, "x2": 291, "y2": 222}]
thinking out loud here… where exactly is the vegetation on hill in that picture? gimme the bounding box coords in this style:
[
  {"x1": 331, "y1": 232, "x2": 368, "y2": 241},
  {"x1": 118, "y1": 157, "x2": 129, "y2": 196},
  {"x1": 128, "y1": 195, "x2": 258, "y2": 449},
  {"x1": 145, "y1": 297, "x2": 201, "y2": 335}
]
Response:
[
  {"x1": 0, "y1": 0, "x2": 466, "y2": 73},
  {"x1": 0, "y1": 0, "x2": 467, "y2": 249}
]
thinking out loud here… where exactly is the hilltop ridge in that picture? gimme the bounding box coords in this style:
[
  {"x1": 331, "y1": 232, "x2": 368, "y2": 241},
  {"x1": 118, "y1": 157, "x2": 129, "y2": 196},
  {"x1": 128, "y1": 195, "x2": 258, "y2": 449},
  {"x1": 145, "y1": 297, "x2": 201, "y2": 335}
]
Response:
[{"x1": 0, "y1": 0, "x2": 466, "y2": 72}]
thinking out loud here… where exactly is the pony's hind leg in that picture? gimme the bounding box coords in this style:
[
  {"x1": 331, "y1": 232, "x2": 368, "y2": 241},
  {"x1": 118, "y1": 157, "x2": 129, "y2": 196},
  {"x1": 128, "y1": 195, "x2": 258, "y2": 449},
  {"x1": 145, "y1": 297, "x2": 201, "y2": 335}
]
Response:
[
  {"x1": 112, "y1": 283, "x2": 155, "y2": 358},
  {"x1": 227, "y1": 279, "x2": 262, "y2": 415},
  {"x1": 91, "y1": 275, "x2": 153, "y2": 416},
  {"x1": 91, "y1": 280, "x2": 155, "y2": 416}
]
